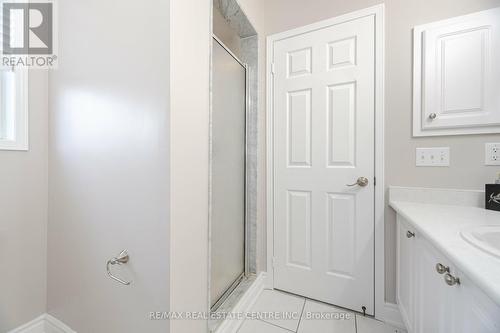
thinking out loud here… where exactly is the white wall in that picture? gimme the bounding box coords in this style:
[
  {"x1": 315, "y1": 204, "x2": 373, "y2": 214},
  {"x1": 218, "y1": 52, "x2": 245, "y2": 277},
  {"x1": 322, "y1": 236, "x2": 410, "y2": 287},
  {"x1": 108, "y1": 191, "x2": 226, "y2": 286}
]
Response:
[
  {"x1": 0, "y1": 71, "x2": 48, "y2": 332},
  {"x1": 47, "y1": 0, "x2": 170, "y2": 331},
  {"x1": 169, "y1": 0, "x2": 210, "y2": 332},
  {"x1": 261, "y1": 0, "x2": 500, "y2": 303}
]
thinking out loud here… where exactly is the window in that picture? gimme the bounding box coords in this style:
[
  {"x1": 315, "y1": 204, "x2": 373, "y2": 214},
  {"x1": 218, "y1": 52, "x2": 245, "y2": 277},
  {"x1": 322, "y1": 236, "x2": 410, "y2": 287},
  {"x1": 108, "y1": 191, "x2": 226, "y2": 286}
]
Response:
[{"x1": 0, "y1": 69, "x2": 28, "y2": 150}]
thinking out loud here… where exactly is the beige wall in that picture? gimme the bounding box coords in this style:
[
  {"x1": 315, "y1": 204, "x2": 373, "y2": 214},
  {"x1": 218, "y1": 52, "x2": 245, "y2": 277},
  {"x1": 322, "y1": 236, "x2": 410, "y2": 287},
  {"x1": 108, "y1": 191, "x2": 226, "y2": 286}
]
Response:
[
  {"x1": 47, "y1": 0, "x2": 171, "y2": 331},
  {"x1": 0, "y1": 71, "x2": 48, "y2": 332},
  {"x1": 382, "y1": 0, "x2": 500, "y2": 303},
  {"x1": 261, "y1": 0, "x2": 500, "y2": 303}
]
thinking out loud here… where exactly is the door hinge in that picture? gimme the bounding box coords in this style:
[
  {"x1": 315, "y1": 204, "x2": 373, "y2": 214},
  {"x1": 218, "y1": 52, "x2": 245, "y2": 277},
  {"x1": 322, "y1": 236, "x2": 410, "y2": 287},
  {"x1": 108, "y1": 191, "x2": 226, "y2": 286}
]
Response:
[
  {"x1": 272, "y1": 256, "x2": 276, "y2": 268},
  {"x1": 271, "y1": 62, "x2": 276, "y2": 75},
  {"x1": 374, "y1": 177, "x2": 377, "y2": 186}
]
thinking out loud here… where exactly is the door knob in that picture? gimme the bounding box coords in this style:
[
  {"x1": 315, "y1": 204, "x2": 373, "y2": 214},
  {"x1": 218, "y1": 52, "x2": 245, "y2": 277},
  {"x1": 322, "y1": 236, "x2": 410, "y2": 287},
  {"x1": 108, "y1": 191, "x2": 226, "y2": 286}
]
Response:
[
  {"x1": 428, "y1": 113, "x2": 437, "y2": 120},
  {"x1": 346, "y1": 177, "x2": 369, "y2": 187},
  {"x1": 406, "y1": 231, "x2": 415, "y2": 238}
]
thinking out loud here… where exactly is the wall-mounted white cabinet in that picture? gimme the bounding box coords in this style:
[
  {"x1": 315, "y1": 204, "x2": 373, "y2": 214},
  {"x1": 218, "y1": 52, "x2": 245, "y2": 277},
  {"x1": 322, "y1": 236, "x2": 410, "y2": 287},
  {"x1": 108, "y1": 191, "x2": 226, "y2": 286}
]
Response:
[
  {"x1": 397, "y1": 216, "x2": 500, "y2": 333},
  {"x1": 413, "y1": 7, "x2": 500, "y2": 136}
]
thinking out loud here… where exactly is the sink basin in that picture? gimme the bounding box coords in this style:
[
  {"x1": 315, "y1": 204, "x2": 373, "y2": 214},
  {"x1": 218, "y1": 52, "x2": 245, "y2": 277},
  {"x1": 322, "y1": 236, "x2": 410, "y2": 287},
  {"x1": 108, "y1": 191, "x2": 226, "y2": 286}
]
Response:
[{"x1": 461, "y1": 225, "x2": 500, "y2": 259}]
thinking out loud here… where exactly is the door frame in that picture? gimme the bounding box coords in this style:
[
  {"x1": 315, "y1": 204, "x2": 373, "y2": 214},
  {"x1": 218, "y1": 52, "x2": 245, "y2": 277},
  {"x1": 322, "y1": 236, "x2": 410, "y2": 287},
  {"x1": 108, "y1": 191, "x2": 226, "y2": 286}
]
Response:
[{"x1": 266, "y1": 3, "x2": 387, "y2": 322}]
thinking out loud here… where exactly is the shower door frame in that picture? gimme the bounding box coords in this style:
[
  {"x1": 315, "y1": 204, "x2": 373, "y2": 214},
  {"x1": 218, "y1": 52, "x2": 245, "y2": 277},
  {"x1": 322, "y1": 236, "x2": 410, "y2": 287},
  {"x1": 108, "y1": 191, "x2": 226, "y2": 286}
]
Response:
[{"x1": 209, "y1": 34, "x2": 250, "y2": 312}]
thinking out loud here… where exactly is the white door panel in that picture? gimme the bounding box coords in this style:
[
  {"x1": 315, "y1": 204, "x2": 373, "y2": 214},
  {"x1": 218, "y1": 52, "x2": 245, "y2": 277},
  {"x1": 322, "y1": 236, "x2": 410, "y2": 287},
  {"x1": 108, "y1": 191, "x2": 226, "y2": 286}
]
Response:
[{"x1": 273, "y1": 15, "x2": 375, "y2": 314}]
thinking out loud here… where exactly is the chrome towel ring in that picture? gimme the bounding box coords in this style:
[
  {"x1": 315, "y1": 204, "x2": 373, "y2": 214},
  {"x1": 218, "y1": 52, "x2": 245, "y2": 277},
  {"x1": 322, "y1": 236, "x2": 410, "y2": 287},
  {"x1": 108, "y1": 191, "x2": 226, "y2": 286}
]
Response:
[{"x1": 106, "y1": 250, "x2": 132, "y2": 286}]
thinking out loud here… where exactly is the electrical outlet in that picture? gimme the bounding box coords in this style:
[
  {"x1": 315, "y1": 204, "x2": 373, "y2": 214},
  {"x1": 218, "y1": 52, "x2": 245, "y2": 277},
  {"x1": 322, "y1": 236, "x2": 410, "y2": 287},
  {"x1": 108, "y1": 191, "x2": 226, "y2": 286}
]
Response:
[
  {"x1": 485, "y1": 143, "x2": 500, "y2": 166},
  {"x1": 416, "y1": 147, "x2": 450, "y2": 167}
]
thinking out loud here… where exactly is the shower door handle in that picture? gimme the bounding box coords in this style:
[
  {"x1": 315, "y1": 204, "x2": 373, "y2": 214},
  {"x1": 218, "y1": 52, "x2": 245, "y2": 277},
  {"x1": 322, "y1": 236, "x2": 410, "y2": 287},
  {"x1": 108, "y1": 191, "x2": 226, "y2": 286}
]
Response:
[{"x1": 106, "y1": 250, "x2": 132, "y2": 285}]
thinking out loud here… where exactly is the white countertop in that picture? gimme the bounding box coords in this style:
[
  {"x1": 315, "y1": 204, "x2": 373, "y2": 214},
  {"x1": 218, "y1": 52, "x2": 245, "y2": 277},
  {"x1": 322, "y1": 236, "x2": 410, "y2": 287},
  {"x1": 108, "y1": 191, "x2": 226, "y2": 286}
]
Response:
[{"x1": 389, "y1": 200, "x2": 500, "y2": 306}]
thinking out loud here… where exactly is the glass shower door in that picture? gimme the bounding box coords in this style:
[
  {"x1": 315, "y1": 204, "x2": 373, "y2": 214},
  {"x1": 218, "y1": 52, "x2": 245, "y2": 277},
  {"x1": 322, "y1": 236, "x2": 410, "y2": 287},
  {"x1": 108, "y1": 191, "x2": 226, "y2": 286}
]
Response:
[{"x1": 210, "y1": 37, "x2": 246, "y2": 309}]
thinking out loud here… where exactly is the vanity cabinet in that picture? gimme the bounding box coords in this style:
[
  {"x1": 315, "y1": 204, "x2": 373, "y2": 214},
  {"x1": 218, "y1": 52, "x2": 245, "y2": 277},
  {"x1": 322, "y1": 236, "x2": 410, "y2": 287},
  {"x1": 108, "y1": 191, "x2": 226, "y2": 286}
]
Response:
[
  {"x1": 453, "y1": 276, "x2": 500, "y2": 333},
  {"x1": 397, "y1": 216, "x2": 500, "y2": 333},
  {"x1": 396, "y1": 216, "x2": 415, "y2": 329},
  {"x1": 413, "y1": 236, "x2": 458, "y2": 333}
]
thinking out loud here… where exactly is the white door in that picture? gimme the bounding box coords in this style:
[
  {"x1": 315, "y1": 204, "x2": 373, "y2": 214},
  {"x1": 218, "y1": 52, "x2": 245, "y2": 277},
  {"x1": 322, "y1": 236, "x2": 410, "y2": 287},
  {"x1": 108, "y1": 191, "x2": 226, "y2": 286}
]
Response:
[{"x1": 272, "y1": 15, "x2": 375, "y2": 314}]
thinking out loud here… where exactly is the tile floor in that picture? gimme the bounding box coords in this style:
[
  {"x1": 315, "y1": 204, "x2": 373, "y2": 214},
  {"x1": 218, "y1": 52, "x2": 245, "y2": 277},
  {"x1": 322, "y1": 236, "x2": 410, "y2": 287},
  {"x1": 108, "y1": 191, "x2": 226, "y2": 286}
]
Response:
[{"x1": 237, "y1": 289, "x2": 407, "y2": 333}]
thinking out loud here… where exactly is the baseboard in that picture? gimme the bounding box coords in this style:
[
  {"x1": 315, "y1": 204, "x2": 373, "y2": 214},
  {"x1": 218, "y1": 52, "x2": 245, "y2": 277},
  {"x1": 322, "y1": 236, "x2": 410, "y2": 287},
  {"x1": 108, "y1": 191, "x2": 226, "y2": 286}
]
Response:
[
  {"x1": 7, "y1": 315, "x2": 45, "y2": 333},
  {"x1": 214, "y1": 272, "x2": 266, "y2": 333},
  {"x1": 7, "y1": 314, "x2": 75, "y2": 333},
  {"x1": 382, "y1": 302, "x2": 406, "y2": 330},
  {"x1": 44, "y1": 315, "x2": 75, "y2": 333},
  {"x1": 264, "y1": 270, "x2": 273, "y2": 289}
]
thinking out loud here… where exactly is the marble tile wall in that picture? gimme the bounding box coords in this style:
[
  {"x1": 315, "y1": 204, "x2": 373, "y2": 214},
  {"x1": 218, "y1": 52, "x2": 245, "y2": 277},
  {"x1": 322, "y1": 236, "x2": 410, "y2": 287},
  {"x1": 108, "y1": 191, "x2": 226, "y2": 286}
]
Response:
[
  {"x1": 241, "y1": 35, "x2": 258, "y2": 274},
  {"x1": 214, "y1": 0, "x2": 257, "y2": 38}
]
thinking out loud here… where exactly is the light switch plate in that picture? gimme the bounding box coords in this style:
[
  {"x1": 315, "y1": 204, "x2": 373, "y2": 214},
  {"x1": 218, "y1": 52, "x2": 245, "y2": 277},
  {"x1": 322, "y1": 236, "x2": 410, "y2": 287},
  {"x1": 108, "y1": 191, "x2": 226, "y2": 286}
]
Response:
[
  {"x1": 416, "y1": 147, "x2": 450, "y2": 167},
  {"x1": 485, "y1": 143, "x2": 500, "y2": 165}
]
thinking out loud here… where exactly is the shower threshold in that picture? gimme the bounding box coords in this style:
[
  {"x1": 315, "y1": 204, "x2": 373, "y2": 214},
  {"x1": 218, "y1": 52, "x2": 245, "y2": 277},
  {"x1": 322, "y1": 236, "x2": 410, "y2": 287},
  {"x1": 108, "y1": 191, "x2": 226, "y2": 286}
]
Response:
[
  {"x1": 209, "y1": 274, "x2": 256, "y2": 332},
  {"x1": 211, "y1": 273, "x2": 246, "y2": 312}
]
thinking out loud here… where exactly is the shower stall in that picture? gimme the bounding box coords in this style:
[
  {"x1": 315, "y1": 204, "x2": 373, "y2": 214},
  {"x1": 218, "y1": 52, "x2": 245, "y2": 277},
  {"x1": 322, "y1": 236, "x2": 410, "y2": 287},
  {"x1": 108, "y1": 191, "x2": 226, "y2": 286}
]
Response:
[{"x1": 210, "y1": 36, "x2": 248, "y2": 310}]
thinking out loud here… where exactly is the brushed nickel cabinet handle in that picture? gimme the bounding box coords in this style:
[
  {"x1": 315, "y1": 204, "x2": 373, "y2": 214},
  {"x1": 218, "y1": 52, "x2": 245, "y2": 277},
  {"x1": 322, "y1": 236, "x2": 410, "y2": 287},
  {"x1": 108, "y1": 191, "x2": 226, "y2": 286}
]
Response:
[
  {"x1": 444, "y1": 273, "x2": 460, "y2": 286},
  {"x1": 436, "y1": 263, "x2": 450, "y2": 274}
]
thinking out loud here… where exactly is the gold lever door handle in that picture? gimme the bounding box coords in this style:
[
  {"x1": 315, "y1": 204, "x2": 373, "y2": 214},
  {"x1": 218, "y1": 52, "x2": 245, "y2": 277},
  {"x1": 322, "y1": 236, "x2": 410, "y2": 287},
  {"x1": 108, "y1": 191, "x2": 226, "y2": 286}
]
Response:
[{"x1": 346, "y1": 177, "x2": 369, "y2": 187}]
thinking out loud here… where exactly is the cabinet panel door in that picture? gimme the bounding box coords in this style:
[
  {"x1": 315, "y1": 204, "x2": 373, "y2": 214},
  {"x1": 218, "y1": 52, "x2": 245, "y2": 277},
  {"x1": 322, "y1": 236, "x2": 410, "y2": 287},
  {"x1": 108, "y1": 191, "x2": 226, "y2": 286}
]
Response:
[
  {"x1": 415, "y1": 237, "x2": 455, "y2": 333},
  {"x1": 397, "y1": 217, "x2": 415, "y2": 331},
  {"x1": 413, "y1": 6, "x2": 500, "y2": 136},
  {"x1": 454, "y1": 273, "x2": 500, "y2": 333},
  {"x1": 421, "y1": 13, "x2": 500, "y2": 129}
]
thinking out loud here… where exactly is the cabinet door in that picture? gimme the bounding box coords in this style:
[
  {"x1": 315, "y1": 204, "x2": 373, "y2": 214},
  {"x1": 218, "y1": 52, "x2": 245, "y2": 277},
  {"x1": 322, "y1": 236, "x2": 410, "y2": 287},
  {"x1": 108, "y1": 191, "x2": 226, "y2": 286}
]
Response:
[
  {"x1": 397, "y1": 216, "x2": 415, "y2": 331},
  {"x1": 454, "y1": 273, "x2": 500, "y2": 333},
  {"x1": 413, "y1": 6, "x2": 500, "y2": 136},
  {"x1": 415, "y1": 237, "x2": 456, "y2": 333}
]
